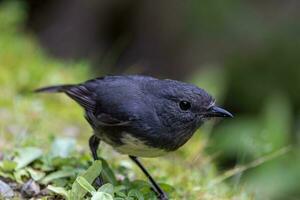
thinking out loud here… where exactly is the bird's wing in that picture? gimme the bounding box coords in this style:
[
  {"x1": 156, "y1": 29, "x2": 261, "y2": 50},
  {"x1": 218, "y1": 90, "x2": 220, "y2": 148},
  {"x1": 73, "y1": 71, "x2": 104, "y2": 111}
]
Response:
[
  {"x1": 66, "y1": 85, "x2": 131, "y2": 127},
  {"x1": 85, "y1": 111, "x2": 131, "y2": 127},
  {"x1": 96, "y1": 113, "x2": 131, "y2": 126},
  {"x1": 36, "y1": 76, "x2": 137, "y2": 127}
]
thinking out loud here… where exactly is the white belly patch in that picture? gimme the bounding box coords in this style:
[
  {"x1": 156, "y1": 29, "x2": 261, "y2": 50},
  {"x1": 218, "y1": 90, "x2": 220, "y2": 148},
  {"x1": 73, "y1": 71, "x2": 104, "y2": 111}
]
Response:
[{"x1": 114, "y1": 133, "x2": 167, "y2": 157}]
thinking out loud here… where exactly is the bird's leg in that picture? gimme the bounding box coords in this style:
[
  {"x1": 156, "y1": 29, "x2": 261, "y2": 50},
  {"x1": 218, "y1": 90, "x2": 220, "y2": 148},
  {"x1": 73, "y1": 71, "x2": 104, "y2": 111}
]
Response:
[
  {"x1": 89, "y1": 135, "x2": 104, "y2": 186},
  {"x1": 129, "y1": 156, "x2": 168, "y2": 200}
]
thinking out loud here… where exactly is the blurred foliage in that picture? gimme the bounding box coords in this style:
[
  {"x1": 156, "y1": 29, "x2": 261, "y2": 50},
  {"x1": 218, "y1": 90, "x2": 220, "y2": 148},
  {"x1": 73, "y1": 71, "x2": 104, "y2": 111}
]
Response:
[
  {"x1": 225, "y1": 40, "x2": 300, "y2": 113},
  {"x1": 207, "y1": 92, "x2": 300, "y2": 199},
  {"x1": 209, "y1": 93, "x2": 291, "y2": 159},
  {"x1": 0, "y1": 138, "x2": 160, "y2": 199}
]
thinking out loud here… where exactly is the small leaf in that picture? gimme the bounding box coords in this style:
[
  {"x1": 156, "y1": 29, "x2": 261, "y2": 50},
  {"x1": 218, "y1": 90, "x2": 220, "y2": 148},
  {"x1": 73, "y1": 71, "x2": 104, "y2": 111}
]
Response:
[
  {"x1": 50, "y1": 137, "x2": 76, "y2": 158},
  {"x1": 14, "y1": 147, "x2": 43, "y2": 170},
  {"x1": 98, "y1": 183, "x2": 114, "y2": 195},
  {"x1": 47, "y1": 185, "x2": 69, "y2": 199},
  {"x1": 91, "y1": 191, "x2": 114, "y2": 200},
  {"x1": 114, "y1": 185, "x2": 126, "y2": 193},
  {"x1": 26, "y1": 167, "x2": 45, "y2": 181},
  {"x1": 128, "y1": 189, "x2": 144, "y2": 200},
  {"x1": 51, "y1": 178, "x2": 69, "y2": 187},
  {"x1": 100, "y1": 158, "x2": 117, "y2": 185},
  {"x1": 41, "y1": 170, "x2": 75, "y2": 185},
  {"x1": 114, "y1": 198, "x2": 126, "y2": 200},
  {"x1": 14, "y1": 169, "x2": 29, "y2": 183},
  {"x1": 130, "y1": 180, "x2": 151, "y2": 190},
  {"x1": 80, "y1": 160, "x2": 102, "y2": 183},
  {"x1": 159, "y1": 183, "x2": 175, "y2": 193},
  {"x1": 71, "y1": 160, "x2": 102, "y2": 199},
  {"x1": 0, "y1": 170, "x2": 15, "y2": 180},
  {"x1": 115, "y1": 191, "x2": 127, "y2": 198},
  {"x1": 76, "y1": 176, "x2": 96, "y2": 194},
  {"x1": 51, "y1": 157, "x2": 78, "y2": 168},
  {"x1": 139, "y1": 186, "x2": 156, "y2": 197},
  {"x1": 0, "y1": 160, "x2": 17, "y2": 172}
]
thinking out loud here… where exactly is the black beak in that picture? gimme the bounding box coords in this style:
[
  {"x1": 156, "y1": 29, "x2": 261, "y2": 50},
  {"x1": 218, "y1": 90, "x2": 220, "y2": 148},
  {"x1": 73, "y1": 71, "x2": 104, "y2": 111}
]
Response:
[{"x1": 205, "y1": 106, "x2": 233, "y2": 118}]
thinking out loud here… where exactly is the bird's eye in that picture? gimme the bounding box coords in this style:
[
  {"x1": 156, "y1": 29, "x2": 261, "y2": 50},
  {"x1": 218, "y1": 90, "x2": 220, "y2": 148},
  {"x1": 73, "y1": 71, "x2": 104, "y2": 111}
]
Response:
[{"x1": 179, "y1": 101, "x2": 191, "y2": 111}]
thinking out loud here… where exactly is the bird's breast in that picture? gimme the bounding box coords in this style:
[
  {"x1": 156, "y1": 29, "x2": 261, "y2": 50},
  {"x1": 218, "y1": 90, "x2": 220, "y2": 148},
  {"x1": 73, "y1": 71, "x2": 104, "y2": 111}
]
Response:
[
  {"x1": 96, "y1": 130, "x2": 168, "y2": 157},
  {"x1": 94, "y1": 125, "x2": 195, "y2": 157},
  {"x1": 114, "y1": 133, "x2": 167, "y2": 157}
]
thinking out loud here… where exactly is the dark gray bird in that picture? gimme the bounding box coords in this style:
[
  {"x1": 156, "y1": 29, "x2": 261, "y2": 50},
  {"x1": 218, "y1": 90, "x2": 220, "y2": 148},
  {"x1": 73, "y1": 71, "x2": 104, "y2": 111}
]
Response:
[{"x1": 35, "y1": 75, "x2": 232, "y2": 199}]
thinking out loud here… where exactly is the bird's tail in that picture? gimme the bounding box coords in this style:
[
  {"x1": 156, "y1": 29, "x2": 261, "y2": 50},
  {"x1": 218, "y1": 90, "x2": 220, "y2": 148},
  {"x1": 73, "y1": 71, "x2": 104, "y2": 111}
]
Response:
[
  {"x1": 34, "y1": 84, "x2": 75, "y2": 93},
  {"x1": 34, "y1": 84, "x2": 96, "y2": 112}
]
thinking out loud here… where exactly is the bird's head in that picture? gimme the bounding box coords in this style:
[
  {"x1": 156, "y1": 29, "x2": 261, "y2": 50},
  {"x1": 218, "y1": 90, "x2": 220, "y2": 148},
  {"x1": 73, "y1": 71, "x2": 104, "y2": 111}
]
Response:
[{"x1": 152, "y1": 79, "x2": 233, "y2": 134}]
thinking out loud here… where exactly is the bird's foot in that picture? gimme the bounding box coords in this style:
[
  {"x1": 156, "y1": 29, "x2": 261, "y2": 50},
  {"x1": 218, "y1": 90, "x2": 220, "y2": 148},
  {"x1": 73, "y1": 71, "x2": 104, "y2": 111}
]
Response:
[
  {"x1": 157, "y1": 193, "x2": 168, "y2": 200},
  {"x1": 93, "y1": 176, "x2": 104, "y2": 188},
  {"x1": 150, "y1": 188, "x2": 168, "y2": 200}
]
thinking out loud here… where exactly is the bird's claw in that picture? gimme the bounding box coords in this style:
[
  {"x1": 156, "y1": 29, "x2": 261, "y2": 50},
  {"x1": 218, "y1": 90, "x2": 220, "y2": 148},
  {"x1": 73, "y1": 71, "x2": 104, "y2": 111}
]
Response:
[
  {"x1": 93, "y1": 176, "x2": 104, "y2": 188},
  {"x1": 158, "y1": 193, "x2": 169, "y2": 200}
]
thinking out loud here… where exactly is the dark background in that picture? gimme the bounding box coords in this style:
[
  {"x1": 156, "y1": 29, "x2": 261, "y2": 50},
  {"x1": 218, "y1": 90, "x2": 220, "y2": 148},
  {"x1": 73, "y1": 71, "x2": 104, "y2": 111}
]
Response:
[{"x1": 25, "y1": 0, "x2": 300, "y2": 111}]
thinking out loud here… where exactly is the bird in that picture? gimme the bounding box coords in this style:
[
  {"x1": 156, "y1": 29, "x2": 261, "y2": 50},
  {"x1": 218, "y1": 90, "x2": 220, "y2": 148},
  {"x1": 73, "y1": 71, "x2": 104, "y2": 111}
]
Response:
[{"x1": 35, "y1": 75, "x2": 233, "y2": 200}]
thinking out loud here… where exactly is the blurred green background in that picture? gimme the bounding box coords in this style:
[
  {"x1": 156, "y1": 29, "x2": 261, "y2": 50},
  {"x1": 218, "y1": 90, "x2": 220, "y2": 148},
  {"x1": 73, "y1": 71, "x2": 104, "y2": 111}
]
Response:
[{"x1": 0, "y1": 0, "x2": 299, "y2": 199}]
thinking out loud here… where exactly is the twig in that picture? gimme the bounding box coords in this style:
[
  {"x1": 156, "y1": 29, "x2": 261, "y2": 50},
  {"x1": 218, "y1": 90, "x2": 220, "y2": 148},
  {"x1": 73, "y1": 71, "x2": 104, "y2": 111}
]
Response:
[{"x1": 209, "y1": 146, "x2": 292, "y2": 186}]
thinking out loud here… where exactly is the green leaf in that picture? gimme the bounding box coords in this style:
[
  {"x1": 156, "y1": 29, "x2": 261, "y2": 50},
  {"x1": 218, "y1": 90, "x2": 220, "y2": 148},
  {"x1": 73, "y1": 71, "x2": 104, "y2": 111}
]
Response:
[
  {"x1": 139, "y1": 186, "x2": 156, "y2": 198},
  {"x1": 80, "y1": 160, "x2": 102, "y2": 183},
  {"x1": 114, "y1": 198, "x2": 126, "y2": 200},
  {"x1": 35, "y1": 156, "x2": 54, "y2": 172},
  {"x1": 130, "y1": 180, "x2": 151, "y2": 189},
  {"x1": 0, "y1": 170, "x2": 15, "y2": 180},
  {"x1": 51, "y1": 178, "x2": 69, "y2": 187},
  {"x1": 114, "y1": 185, "x2": 127, "y2": 193},
  {"x1": 41, "y1": 170, "x2": 75, "y2": 185},
  {"x1": 51, "y1": 157, "x2": 78, "y2": 168},
  {"x1": 128, "y1": 189, "x2": 144, "y2": 200},
  {"x1": 13, "y1": 169, "x2": 29, "y2": 183},
  {"x1": 98, "y1": 183, "x2": 114, "y2": 195},
  {"x1": 26, "y1": 167, "x2": 45, "y2": 181},
  {"x1": 115, "y1": 191, "x2": 127, "y2": 198},
  {"x1": 14, "y1": 147, "x2": 43, "y2": 170},
  {"x1": 0, "y1": 160, "x2": 17, "y2": 172},
  {"x1": 76, "y1": 176, "x2": 96, "y2": 194},
  {"x1": 159, "y1": 183, "x2": 175, "y2": 193},
  {"x1": 50, "y1": 137, "x2": 76, "y2": 158},
  {"x1": 71, "y1": 160, "x2": 102, "y2": 199},
  {"x1": 125, "y1": 197, "x2": 134, "y2": 200},
  {"x1": 91, "y1": 192, "x2": 114, "y2": 200},
  {"x1": 100, "y1": 158, "x2": 117, "y2": 185},
  {"x1": 47, "y1": 185, "x2": 70, "y2": 199}
]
